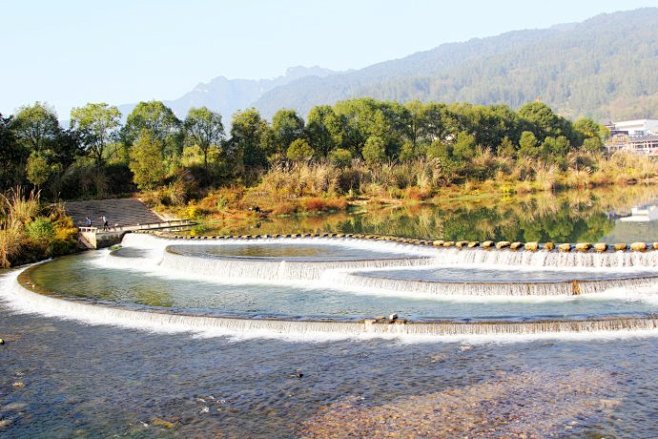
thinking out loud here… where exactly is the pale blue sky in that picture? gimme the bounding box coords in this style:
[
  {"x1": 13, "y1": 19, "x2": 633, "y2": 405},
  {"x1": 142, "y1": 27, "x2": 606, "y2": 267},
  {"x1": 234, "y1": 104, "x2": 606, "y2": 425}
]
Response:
[{"x1": 2, "y1": 0, "x2": 656, "y2": 117}]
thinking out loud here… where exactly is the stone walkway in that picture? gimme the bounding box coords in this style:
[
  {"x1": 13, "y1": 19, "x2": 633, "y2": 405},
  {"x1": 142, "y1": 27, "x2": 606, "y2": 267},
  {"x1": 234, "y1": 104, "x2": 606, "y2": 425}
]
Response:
[{"x1": 64, "y1": 198, "x2": 163, "y2": 228}]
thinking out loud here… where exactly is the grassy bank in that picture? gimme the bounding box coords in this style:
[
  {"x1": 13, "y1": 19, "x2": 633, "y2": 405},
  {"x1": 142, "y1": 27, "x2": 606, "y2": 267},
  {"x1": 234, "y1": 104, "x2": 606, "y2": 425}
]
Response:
[
  {"x1": 0, "y1": 188, "x2": 79, "y2": 268},
  {"x1": 139, "y1": 151, "x2": 658, "y2": 227}
]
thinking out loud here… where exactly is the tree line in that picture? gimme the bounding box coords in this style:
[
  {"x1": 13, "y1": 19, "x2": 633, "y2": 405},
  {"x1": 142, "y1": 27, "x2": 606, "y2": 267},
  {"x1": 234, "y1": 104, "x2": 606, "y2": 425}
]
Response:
[{"x1": 0, "y1": 98, "x2": 609, "y2": 199}]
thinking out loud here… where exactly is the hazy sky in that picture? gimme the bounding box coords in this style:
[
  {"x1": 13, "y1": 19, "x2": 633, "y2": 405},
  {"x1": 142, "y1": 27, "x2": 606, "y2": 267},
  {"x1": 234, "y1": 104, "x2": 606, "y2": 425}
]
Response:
[{"x1": 2, "y1": 0, "x2": 657, "y2": 117}]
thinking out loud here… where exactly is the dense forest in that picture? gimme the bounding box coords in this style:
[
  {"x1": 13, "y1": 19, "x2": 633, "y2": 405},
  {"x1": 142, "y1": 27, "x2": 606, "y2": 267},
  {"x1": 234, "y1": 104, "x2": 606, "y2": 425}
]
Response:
[
  {"x1": 0, "y1": 98, "x2": 612, "y2": 200},
  {"x1": 253, "y1": 8, "x2": 658, "y2": 121}
]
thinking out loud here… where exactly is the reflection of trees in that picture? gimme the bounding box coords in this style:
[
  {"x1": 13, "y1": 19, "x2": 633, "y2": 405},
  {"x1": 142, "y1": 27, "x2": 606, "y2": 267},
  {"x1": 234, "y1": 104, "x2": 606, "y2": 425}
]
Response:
[
  {"x1": 133, "y1": 289, "x2": 174, "y2": 308},
  {"x1": 204, "y1": 185, "x2": 658, "y2": 242}
]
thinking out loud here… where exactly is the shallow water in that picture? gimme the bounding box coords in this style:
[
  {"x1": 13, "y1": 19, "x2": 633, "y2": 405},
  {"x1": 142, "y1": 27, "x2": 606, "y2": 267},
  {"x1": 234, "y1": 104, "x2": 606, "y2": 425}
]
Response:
[
  {"x1": 22, "y1": 251, "x2": 658, "y2": 324},
  {"x1": 169, "y1": 243, "x2": 421, "y2": 261},
  {"x1": 1, "y1": 306, "x2": 657, "y2": 438}
]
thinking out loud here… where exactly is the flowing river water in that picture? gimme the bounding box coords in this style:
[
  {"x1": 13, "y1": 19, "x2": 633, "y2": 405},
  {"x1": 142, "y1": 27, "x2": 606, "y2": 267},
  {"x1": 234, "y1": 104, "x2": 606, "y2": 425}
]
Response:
[{"x1": 2, "y1": 187, "x2": 658, "y2": 437}]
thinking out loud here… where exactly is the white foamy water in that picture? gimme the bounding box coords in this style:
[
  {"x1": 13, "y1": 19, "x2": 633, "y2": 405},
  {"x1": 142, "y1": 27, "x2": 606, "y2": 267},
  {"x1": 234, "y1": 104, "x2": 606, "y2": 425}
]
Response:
[
  {"x1": 2, "y1": 269, "x2": 657, "y2": 343},
  {"x1": 2, "y1": 233, "x2": 658, "y2": 342},
  {"x1": 105, "y1": 234, "x2": 658, "y2": 298}
]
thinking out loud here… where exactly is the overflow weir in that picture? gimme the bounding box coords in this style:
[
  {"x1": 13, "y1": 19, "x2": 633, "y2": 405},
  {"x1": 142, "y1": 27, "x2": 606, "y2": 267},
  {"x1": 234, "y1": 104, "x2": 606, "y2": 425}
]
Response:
[{"x1": 4, "y1": 231, "x2": 658, "y2": 340}]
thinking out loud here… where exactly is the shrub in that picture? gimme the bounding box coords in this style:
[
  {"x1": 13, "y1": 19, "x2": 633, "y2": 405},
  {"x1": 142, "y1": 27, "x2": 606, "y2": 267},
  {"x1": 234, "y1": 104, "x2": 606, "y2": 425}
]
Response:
[
  {"x1": 328, "y1": 148, "x2": 352, "y2": 168},
  {"x1": 286, "y1": 139, "x2": 314, "y2": 162},
  {"x1": 302, "y1": 197, "x2": 347, "y2": 212},
  {"x1": 25, "y1": 216, "x2": 55, "y2": 243}
]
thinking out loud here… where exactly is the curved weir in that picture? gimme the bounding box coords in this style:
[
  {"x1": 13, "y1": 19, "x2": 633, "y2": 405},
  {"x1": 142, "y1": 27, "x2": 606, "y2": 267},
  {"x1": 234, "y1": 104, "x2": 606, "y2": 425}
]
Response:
[
  {"x1": 1, "y1": 232, "x2": 657, "y2": 340},
  {"x1": 161, "y1": 245, "x2": 433, "y2": 281},
  {"x1": 329, "y1": 268, "x2": 658, "y2": 297},
  {"x1": 7, "y1": 267, "x2": 658, "y2": 340}
]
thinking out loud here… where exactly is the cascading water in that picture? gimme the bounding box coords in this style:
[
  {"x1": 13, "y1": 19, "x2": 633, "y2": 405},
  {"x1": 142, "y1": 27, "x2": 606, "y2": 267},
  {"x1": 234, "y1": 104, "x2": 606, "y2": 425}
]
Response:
[{"x1": 2, "y1": 232, "x2": 658, "y2": 340}]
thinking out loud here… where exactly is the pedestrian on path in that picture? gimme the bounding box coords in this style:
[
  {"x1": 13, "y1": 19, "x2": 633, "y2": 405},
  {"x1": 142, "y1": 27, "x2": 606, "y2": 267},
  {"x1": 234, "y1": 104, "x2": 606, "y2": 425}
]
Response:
[{"x1": 100, "y1": 215, "x2": 109, "y2": 231}]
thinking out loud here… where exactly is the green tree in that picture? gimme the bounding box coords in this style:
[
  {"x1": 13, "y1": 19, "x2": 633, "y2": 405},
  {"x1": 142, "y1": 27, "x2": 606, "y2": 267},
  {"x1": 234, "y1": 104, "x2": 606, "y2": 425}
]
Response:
[
  {"x1": 129, "y1": 130, "x2": 166, "y2": 189},
  {"x1": 286, "y1": 138, "x2": 314, "y2": 162},
  {"x1": 518, "y1": 131, "x2": 540, "y2": 158},
  {"x1": 122, "y1": 101, "x2": 181, "y2": 156},
  {"x1": 272, "y1": 109, "x2": 305, "y2": 155},
  {"x1": 26, "y1": 152, "x2": 53, "y2": 188},
  {"x1": 70, "y1": 103, "x2": 121, "y2": 167},
  {"x1": 12, "y1": 102, "x2": 60, "y2": 153},
  {"x1": 574, "y1": 117, "x2": 605, "y2": 151},
  {"x1": 306, "y1": 105, "x2": 343, "y2": 157},
  {"x1": 229, "y1": 108, "x2": 272, "y2": 172},
  {"x1": 362, "y1": 136, "x2": 387, "y2": 165},
  {"x1": 452, "y1": 131, "x2": 476, "y2": 161},
  {"x1": 184, "y1": 106, "x2": 225, "y2": 176},
  {"x1": 0, "y1": 113, "x2": 27, "y2": 189}
]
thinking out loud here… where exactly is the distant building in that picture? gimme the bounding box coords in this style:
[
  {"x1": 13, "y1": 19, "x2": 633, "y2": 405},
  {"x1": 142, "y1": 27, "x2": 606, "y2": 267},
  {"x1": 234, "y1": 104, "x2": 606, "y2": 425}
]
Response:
[{"x1": 605, "y1": 119, "x2": 658, "y2": 155}]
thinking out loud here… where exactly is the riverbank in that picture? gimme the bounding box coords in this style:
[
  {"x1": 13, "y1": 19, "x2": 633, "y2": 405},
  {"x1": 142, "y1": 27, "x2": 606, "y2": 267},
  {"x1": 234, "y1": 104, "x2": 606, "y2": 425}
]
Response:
[{"x1": 141, "y1": 181, "x2": 658, "y2": 243}]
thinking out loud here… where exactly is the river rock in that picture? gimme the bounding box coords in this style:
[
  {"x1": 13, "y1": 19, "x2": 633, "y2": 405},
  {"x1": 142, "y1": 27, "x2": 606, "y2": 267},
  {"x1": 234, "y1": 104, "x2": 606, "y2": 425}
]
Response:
[
  {"x1": 432, "y1": 240, "x2": 444, "y2": 247},
  {"x1": 575, "y1": 242, "x2": 591, "y2": 252},
  {"x1": 543, "y1": 242, "x2": 555, "y2": 251},
  {"x1": 443, "y1": 241, "x2": 455, "y2": 247},
  {"x1": 594, "y1": 243, "x2": 608, "y2": 252},
  {"x1": 558, "y1": 243, "x2": 572, "y2": 252},
  {"x1": 455, "y1": 241, "x2": 469, "y2": 249},
  {"x1": 481, "y1": 240, "x2": 494, "y2": 249},
  {"x1": 495, "y1": 241, "x2": 510, "y2": 249},
  {"x1": 467, "y1": 241, "x2": 479, "y2": 248},
  {"x1": 631, "y1": 242, "x2": 647, "y2": 252},
  {"x1": 524, "y1": 242, "x2": 539, "y2": 251},
  {"x1": 0, "y1": 338, "x2": 4, "y2": 345},
  {"x1": 614, "y1": 243, "x2": 627, "y2": 251},
  {"x1": 510, "y1": 242, "x2": 523, "y2": 250}
]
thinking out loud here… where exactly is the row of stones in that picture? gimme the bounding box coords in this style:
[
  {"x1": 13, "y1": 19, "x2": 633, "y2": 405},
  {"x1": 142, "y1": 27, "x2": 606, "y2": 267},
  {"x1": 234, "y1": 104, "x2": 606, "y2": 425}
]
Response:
[{"x1": 142, "y1": 231, "x2": 657, "y2": 253}]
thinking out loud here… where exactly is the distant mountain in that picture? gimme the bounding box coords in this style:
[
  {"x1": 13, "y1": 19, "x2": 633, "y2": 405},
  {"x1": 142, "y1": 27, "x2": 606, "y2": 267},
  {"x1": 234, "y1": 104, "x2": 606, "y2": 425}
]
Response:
[
  {"x1": 252, "y1": 8, "x2": 658, "y2": 121},
  {"x1": 118, "y1": 66, "x2": 335, "y2": 121}
]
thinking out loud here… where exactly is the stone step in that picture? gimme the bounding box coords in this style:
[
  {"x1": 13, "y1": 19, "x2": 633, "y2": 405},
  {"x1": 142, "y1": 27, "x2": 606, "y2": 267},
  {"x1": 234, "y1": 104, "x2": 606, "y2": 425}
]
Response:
[{"x1": 64, "y1": 198, "x2": 163, "y2": 228}]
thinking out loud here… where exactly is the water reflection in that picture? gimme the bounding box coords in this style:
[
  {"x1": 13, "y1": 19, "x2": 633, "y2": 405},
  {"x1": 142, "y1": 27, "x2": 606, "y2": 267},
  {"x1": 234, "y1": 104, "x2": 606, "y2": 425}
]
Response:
[{"x1": 202, "y1": 185, "x2": 658, "y2": 243}]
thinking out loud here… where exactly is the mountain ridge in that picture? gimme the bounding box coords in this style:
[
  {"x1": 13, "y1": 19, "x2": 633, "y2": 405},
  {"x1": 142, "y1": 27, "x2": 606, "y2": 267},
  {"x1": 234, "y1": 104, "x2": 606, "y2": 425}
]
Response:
[{"x1": 118, "y1": 8, "x2": 658, "y2": 122}]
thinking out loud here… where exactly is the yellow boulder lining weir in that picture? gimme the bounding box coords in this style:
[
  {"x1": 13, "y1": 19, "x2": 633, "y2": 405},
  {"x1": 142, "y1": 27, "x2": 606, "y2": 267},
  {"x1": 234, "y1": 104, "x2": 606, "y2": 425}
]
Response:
[
  {"x1": 140, "y1": 231, "x2": 658, "y2": 257},
  {"x1": 558, "y1": 243, "x2": 572, "y2": 252},
  {"x1": 594, "y1": 243, "x2": 608, "y2": 252},
  {"x1": 524, "y1": 242, "x2": 539, "y2": 251}
]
